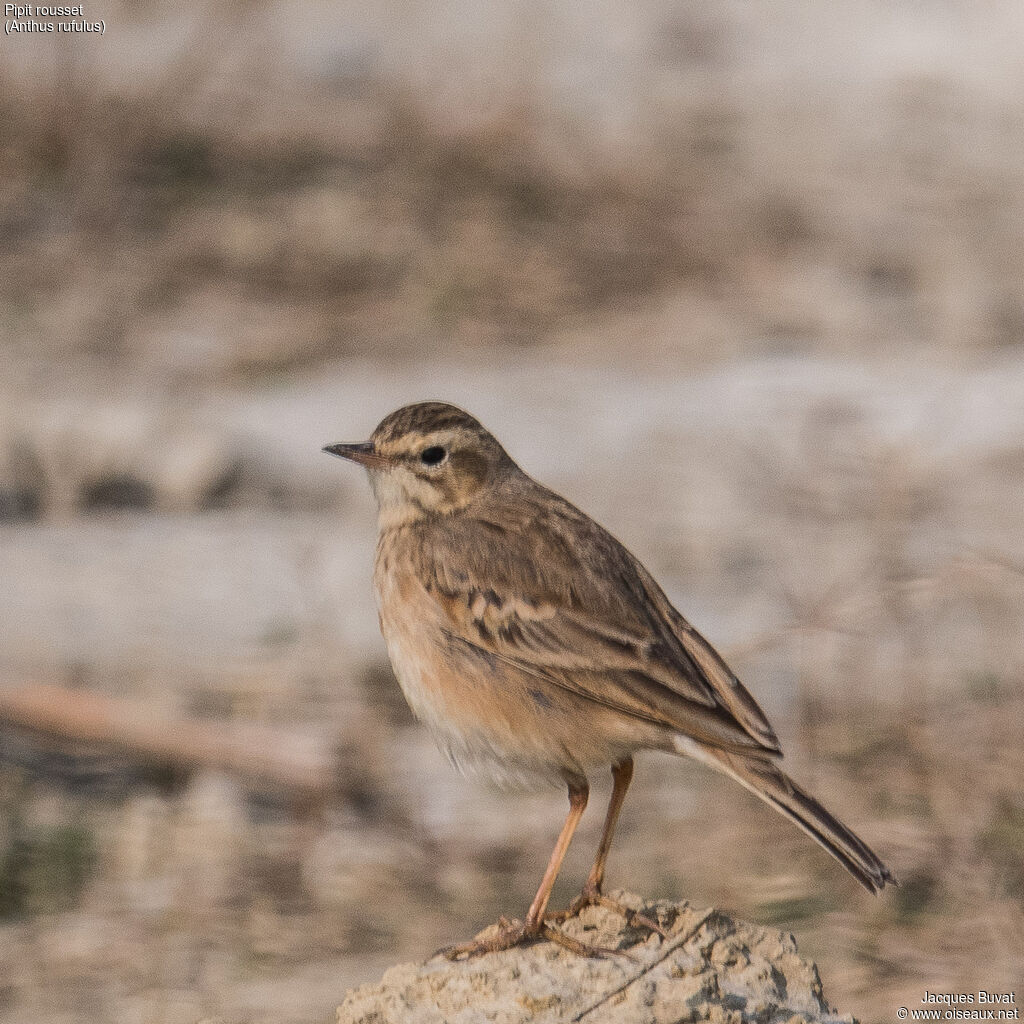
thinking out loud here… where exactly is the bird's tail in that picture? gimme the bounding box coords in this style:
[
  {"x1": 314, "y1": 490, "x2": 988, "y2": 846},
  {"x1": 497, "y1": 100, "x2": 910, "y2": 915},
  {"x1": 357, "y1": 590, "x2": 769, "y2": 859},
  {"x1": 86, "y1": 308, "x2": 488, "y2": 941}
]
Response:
[{"x1": 673, "y1": 736, "x2": 896, "y2": 894}]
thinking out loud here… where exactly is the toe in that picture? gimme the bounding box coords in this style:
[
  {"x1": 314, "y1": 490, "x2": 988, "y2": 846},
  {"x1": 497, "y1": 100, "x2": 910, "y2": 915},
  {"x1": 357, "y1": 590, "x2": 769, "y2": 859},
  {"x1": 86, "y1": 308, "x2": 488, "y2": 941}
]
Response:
[{"x1": 540, "y1": 923, "x2": 635, "y2": 960}]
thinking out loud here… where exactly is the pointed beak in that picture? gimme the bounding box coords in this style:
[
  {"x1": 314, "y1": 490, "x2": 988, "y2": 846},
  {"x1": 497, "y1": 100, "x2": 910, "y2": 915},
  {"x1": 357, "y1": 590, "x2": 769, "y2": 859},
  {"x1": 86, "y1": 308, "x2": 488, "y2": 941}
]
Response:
[{"x1": 322, "y1": 441, "x2": 387, "y2": 469}]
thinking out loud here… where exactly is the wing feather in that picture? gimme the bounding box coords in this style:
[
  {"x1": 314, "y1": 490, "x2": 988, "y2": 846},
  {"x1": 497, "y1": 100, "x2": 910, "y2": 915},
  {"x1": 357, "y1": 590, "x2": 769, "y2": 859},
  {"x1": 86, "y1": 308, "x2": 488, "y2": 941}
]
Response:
[{"x1": 413, "y1": 488, "x2": 782, "y2": 757}]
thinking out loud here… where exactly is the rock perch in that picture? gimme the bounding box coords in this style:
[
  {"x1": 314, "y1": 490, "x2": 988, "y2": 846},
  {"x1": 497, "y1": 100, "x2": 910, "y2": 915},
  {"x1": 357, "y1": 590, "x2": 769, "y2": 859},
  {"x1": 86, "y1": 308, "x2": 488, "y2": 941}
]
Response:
[{"x1": 337, "y1": 891, "x2": 856, "y2": 1024}]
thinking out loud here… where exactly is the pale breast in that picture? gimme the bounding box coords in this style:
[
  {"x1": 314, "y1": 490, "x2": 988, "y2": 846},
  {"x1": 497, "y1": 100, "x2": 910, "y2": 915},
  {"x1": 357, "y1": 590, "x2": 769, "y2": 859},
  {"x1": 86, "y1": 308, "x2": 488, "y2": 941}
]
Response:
[
  {"x1": 374, "y1": 532, "x2": 491, "y2": 758},
  {"x1": 374, "y1": 544, "x2": 441, "y2": 726},
  {"x1": 372, "y1": 524, "x2": 657, "y2": 786},
  {"x1": 373, "y1": 531, "x2": 565, "y2": 784}
]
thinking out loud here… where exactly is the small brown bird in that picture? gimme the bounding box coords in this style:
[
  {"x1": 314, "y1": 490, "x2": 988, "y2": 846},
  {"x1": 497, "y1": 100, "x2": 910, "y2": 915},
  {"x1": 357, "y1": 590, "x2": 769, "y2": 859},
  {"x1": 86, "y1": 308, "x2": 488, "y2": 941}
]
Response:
[{"x1": 324, "y1": 401, "x2": 894, "y2": 957}]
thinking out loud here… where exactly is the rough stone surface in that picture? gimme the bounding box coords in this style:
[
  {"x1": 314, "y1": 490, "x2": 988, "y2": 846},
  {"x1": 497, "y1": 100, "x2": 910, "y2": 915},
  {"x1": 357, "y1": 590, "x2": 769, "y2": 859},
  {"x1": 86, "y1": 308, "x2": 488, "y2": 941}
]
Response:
[{"x1": 337, "y1": 892, "x2": 856, "y2": 1024}]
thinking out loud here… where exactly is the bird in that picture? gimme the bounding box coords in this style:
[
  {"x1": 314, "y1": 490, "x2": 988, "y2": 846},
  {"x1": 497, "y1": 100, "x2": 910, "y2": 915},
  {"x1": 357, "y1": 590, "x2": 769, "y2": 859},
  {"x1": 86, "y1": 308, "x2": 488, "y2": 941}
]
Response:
[{"x1": 323, "y1": 401, "x2": 895, "y2": 957}]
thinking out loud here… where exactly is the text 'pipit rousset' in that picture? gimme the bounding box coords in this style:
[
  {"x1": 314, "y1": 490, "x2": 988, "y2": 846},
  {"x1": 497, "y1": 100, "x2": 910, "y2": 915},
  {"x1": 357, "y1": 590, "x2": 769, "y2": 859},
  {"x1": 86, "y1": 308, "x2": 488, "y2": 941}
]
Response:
[
  {"x1": 6, "y1": 4, "x2": 86, "y2": 15},
  {"x1": 324, "y1": 402, "x2": 895, "y2": 958}
]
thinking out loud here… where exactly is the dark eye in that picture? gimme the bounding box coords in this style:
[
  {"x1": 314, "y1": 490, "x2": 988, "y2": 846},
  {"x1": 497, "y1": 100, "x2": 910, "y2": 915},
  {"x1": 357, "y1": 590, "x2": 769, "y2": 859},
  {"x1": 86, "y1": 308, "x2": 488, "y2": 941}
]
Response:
[{"x1": 420, "y1": 445, "x2": 447, "y2": 466}]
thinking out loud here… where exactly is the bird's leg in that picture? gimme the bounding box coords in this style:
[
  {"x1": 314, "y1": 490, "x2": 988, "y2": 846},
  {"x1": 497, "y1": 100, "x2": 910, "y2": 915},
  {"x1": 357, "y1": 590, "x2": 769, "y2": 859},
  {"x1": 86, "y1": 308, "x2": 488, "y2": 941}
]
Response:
[
  {"x1": 524, "y1": 776, "x2": 588, "y2": 928},
  {"x1": 441, "y1": 776, "x2": 595, "y2": 959},
  {"x1": 554, "y1": 757, "x2": 668, "y2": 938},
  {"x1": 583, "y1": 756, "x2": 633, "y2": 898}
]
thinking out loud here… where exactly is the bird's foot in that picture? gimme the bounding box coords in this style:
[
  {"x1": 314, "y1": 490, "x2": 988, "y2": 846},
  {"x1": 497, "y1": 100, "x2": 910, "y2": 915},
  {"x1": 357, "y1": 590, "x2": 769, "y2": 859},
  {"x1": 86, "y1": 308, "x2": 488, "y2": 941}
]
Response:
[
  {"x1": 434, "y1": 914, "x2": 626, "y2": 961},
  {"x1": 434, "y1": 916, "x2": 531, "y2": 960},
  {"x1": 551, "y1": 886, "x2": 670, "y2": 939}
]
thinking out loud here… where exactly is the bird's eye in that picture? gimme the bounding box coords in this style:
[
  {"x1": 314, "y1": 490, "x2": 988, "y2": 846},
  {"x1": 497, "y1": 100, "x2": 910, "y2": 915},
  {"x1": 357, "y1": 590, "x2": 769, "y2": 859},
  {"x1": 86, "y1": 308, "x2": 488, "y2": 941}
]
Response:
[{"x1": 419, "y1": 445, "x2": 447, "y2": 466}]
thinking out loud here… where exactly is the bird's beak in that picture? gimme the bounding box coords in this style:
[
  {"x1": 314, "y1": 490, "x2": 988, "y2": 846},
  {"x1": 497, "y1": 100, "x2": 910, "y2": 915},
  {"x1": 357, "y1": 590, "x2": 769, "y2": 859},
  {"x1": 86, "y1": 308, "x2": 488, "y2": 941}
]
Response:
[{"x1": 322, "y1": 441, "x2": 387, "y2": 469}]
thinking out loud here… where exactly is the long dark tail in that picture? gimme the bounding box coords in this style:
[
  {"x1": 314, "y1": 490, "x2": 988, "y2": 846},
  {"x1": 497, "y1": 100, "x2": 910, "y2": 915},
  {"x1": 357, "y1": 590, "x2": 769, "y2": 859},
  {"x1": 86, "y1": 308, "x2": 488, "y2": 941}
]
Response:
[{"x1": 674, "y1": 736, "x2": 896, "y2": 893}]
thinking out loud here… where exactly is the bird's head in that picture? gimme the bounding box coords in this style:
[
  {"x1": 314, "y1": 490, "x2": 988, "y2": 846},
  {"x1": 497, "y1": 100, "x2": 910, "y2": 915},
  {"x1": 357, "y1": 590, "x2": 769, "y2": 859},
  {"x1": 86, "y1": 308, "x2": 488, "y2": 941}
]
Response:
[{"x1": 323, "y1": 402, "x2": 516, "y2": 525}]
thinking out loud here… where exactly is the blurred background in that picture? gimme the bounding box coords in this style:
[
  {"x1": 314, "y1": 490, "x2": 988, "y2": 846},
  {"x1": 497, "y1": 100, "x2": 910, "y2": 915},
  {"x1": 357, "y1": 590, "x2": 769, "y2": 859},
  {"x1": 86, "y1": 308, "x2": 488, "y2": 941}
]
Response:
[{"x1": 2, "y1": 1, "x2": 1023, "y2": 1021}]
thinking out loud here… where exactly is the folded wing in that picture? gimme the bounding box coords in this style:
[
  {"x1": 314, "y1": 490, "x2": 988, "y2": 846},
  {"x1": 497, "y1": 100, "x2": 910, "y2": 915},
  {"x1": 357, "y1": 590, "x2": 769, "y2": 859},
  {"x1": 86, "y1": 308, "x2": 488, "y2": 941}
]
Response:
[{"x1": 418, "y1": 495, "x2": 782, "y2": 757}]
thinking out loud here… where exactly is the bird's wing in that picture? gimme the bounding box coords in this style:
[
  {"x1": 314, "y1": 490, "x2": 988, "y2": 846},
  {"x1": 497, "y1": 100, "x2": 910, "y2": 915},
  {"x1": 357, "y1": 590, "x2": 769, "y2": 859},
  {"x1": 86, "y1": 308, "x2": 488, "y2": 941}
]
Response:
[
  {"x1": 417, "y1": 500, "x2": 782, "y2": 756},
  {"x1": 629, "y1": 561, "x2": 782, "y2": 754}
]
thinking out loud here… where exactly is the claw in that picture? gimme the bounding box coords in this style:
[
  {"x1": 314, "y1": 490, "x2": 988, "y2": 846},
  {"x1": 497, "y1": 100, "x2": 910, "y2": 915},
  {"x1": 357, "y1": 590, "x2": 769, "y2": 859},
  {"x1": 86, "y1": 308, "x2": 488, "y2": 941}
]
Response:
[
  {"x1": 540, "y1": 923, "x2": 634, "y2": 960},
  {"x1": 553, "y1": 888, "x2": 670, "y2": 940},
  {"x1": 434, "y1": 917, "x2": 537, "y2": 961},
  {"x1": 430, "y1": 914, "x2": 632, "y2": 962}
]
